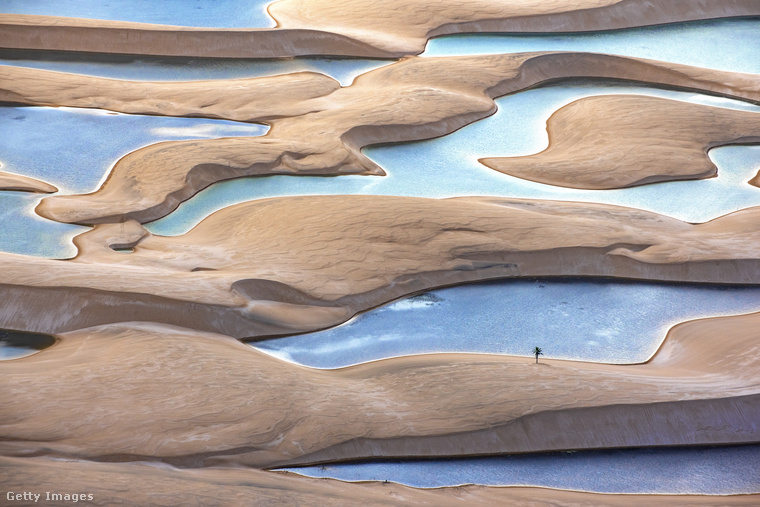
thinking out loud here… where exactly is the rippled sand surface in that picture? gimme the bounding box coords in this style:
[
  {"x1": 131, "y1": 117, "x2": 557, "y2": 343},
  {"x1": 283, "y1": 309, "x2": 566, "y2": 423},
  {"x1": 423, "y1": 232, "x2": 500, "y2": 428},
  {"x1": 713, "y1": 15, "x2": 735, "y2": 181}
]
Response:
[{"x1": 1, "y1": 1, "x2": 759, "y2": 504}]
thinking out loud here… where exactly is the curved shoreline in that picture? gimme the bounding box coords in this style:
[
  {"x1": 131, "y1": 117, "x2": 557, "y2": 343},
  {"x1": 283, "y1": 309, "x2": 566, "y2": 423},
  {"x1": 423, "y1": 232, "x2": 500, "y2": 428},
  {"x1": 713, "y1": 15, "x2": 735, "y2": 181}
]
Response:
[
  {"x1": 3, "y1": 53, "x2": 759, "y2": 224},
  {"x1": 1, "y1": 305, "x2": 758, "y2": 468},
  {"x1": 480, "y1": 95, "x2": 760, "y2": 189},
  {"x1": 3, "y1": 457, "x2": 758, "y2": 506},
  {"x1": 2, "y1": 1, "x2": 759, "y2": 57},
  {"x1": 2, "y1": 196, "x2": 760, "y2": 338}
]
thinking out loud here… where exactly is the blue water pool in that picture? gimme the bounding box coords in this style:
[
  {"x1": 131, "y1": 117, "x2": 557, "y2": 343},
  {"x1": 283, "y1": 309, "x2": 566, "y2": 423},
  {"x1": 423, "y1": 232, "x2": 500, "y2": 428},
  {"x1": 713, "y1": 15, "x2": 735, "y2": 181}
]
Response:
[
  {"x1": 251, "y1": 279, "x2": 760, "y2": 368},
  {"x1": 0, "y1": 51, "x2": 394, "y2": 87},
  {"x1": 281, "y1": 445, "x2": 760, "y2": 495},
  {"x1": 423, "y1": 18, "x2": 760, "y2": 74},
  {"x1": 146, "y1": 84, "x2": 760, "y2": 236},
  {"x1": 0, "y1": 329, "x2": 55, "y2": 360},
  {"x1": 0, "y1": 106, "x2": 267, "y2": 258},
  {"x1": 0, "y1": 0, "x2": 277, "y2": 28}
]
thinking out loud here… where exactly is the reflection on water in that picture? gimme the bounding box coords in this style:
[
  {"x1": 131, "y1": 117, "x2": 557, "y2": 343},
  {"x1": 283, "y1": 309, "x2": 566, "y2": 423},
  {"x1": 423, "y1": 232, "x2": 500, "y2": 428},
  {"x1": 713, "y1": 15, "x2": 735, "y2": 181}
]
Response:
[
  {"x1": 424, "y1": 18, "x2": 760, "y2": 74},
  {"x1": 0, "y1": 106, "x2": 267, "y2": 258},
  {"x1": 251, "y1": 279, "x2": 760, "y2": 368},
  {"x1": 0, "y1": 329, "x2": 56, "y2": 360},
  {"x1": 0, "y1": 50, "x2": 394, "y2": 87},
  {"x1": 147, "y1": 84, "x2": 760, "y2": 236},
  {"x1": 0, "y1": 0, "x2": 277, "y2": 28},
  {"x1": 281, "y1": 445, "x2": 760, "y2": 495}
]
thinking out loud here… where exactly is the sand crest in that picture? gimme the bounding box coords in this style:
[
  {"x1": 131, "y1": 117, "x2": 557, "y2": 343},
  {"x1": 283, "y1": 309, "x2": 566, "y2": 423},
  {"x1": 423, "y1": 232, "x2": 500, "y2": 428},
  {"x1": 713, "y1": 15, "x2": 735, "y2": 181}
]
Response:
[
  {"x1": 2, "y1": 456, "x2": 758, "y2": 506},
  {"x1": 2, "y1": 0, "x2": 759, "y2": 57},
  {"x1": 2, "y1": 196, "x2": 760, "y2": 338},
  {"x1": 0, "y1": 169, "x2": 58, "y2": 193},
  {"x1": 0, "y1": 309, "x2": 758, "y2": 467},
  {"x1": 2, "y1": 53, "x2": 758, "y2": 223},
  {"x1": 480, "y1": 95, "x2": 760, "y2": 189}
]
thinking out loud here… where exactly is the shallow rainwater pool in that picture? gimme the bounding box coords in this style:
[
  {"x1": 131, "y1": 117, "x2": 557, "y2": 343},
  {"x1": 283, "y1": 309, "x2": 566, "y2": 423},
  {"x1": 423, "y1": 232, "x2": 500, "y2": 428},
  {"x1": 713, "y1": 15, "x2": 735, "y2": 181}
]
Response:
[
  {"x1": 0, "y1": 106, "x2": 267, "y2": 258},
  {"x1": 146, "y1": 84, "x2": 760, "y2": 236},
  {"x1": 0, "y1": 0, "x2": 277, "y2": 28},
  {"x1": 280, "y1": 445, "x2": 760, "y2": 495},
  {"x1": 0, "y1": 329, "x2": 56, "y2": 360},
  {"x1": 423, "y1": 18, "x2": 760, "y2": 74},
  {"x1": 251, "y1": 279, "x2": 760, "y2": 368}
]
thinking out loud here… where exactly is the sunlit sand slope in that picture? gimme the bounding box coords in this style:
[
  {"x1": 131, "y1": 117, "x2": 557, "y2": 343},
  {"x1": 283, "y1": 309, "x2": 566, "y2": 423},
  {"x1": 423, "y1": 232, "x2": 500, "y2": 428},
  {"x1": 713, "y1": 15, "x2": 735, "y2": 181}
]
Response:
[
  {"x1": 2, "y1": 457, "x2": 758, "y2": 506},
  {"x1": 0, "y1": 310, "x2": 758, "y2": 467},
  {"x1": 2, "y1": 0, "x2": 759, "y2": 57},
  {"x1": 2, "y1": 197, "x2": 760, "y2": 337},
  {"x1": 480, "y1": 95, "x2": 760, "y2": 189},
  {"x1": 0, "y1": 169, "x2": 57, "y2": 193},
  {"x1": 2, "y1": 54, "x2": 758, "y2": 224}
]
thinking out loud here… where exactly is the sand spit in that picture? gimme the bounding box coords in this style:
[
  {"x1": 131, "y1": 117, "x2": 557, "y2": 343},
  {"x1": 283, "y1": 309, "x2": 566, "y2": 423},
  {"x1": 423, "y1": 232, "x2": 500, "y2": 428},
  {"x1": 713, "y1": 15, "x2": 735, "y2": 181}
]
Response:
[
  {"x1": 480, "y1": 95, "x2": 760, "y2": 189},
  {"x1": 3, "y1": 54, "x2": 758, "y2": 224},
  {"x1": 2, "y1": 458, "x2": 758, "y2": 507},
  {"x1": 2, "y1": 0, "x2": 760, "y2": 57},
  {"x1": 0, "y1": 169, "x2": 57, "y2": 193},
  {"x1": 0, "y1": 309, "x2": 758, "y2": 467},
  {"x1": 3, "y1": 195, "x2": 760, "y2": 337}
]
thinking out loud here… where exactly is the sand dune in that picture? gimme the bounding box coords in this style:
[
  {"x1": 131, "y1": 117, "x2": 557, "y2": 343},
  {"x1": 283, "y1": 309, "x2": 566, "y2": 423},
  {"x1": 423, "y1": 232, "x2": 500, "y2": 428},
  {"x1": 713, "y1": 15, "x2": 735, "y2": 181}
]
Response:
[
  {"x1": 0, "y1": 307, "x2": 758, "y2": 467},
  {"x1": 2, "y1": 196, "x2": 760, "y2": 337},
  {"x1": 2, "y1": 457, "x2": 757, "y2": 507},
  {"x1": 2, "y1": 2, "x2": 759, "y2": 502},
  {"x1": 3, "y1": 53, "x2": 758, "y2": 223},
  {"x1": 480, "y1": 95, "x2": 760, "y2": 189},
  {"x1": 0, "y1": 169, "x2": 58, "y2": 193},
  {"x1": 1, "y1": 0, "x2": 759, "y2": 57}
]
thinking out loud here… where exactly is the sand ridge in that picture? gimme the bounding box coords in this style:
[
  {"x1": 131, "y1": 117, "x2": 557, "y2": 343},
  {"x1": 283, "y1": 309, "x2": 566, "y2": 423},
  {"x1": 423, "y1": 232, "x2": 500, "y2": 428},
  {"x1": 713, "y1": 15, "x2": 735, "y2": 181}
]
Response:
[
  {"x1": 2, "y1": 457, "x2": 758, "y2": 507},
  {"x1": 2, "y1": 196, "x2": 760, "y2": 337},
  {"x1": 0, "y1": 169, "x2": 58, "y2": 193},
  {"x1": 2, "y1": 53, "x2": 759, "y2": 224},
  {"x1": 2, "y1": 2, "x2": 759, "y2": 501},
  {"x1": 0, "y1": 307, "x2": 758, "y2": 468},
  {"x1": 480, "y1": 95, "x2": 760, "y2": 189},
  {"x1": 1, "y1": 0, "x2": 759, "y2": 57}
]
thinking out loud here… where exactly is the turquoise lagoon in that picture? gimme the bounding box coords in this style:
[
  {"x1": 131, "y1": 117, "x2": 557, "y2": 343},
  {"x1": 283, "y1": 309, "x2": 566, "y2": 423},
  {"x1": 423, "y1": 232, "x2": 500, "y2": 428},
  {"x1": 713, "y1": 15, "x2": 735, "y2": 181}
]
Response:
[
  {"x1": 147, "y1": 84, "x2": 760, "y2": 236},
  {"x1": 0, "y1": 106, "x2": 267, "y2": 258}
]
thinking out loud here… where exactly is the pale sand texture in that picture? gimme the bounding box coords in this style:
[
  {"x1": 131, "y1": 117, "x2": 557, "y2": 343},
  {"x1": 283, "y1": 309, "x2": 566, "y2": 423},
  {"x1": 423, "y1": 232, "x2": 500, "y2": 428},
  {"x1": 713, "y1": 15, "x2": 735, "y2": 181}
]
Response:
[
  {"x1": 0, "y1": 169, "x2": 57, "y2": 193},
  {"x1": 480, "y1": 95, "x2": 760, "y2": 189},
  {"x1": 0, "y1": 14, "x2": 394, "y2": 58},
  {"x1": 2, "y1": 458, "x2": 758, "y2": 507},
  {"x1": 2, "y1": 196, "x2": 760, "y2": 338},
  {"x1": 270, "y1": 0, "x2": 760, "y2": 54},
  {"x1": 2, "y1": 53, "x2": 758, "y2": 224},
  {"x1": 0, "y1": 308, "x2": 758, "y2": 467},
  {"x1": 2, "y1": 0, "x2": 760, "y2": 57}
]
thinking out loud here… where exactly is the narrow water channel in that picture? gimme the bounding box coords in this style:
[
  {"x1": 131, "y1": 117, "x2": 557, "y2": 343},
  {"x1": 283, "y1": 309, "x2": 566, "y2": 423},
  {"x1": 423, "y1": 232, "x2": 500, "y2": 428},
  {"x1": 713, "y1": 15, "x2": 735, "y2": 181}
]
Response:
[{"x1": 280, "y1": 445, "x2": 760, "y2": 495}]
